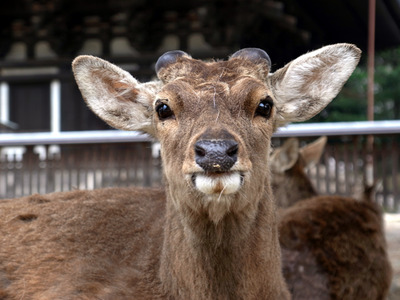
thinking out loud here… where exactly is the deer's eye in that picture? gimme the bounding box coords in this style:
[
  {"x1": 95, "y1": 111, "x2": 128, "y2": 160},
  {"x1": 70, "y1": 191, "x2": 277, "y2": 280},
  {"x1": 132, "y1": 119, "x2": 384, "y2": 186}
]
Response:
[
  {"x1": 255, "y1": 97, "x2": 273, "y2": 119},
  {"x1": 156, "y1": 102, "x2": 175, "y2": 120}
]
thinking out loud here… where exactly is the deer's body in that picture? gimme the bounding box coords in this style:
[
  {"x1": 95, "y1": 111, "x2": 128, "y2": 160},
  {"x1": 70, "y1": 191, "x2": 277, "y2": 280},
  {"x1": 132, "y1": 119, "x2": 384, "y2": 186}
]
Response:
[
  {"x1": 272, "y1": 138, "x2": 392, "y2": 299},
  {"x1": 1, "y1": 186, "x2": 284, "y2": 299},
  {"x1": 0, "y1": 45, "x2": 360, "y2": 299},
  {"x1": 0, "y1": 188, "x2": 166, "y2": 299},
  {"x1": 280, "y1": 195, "x2": 392, "y2": 300}
]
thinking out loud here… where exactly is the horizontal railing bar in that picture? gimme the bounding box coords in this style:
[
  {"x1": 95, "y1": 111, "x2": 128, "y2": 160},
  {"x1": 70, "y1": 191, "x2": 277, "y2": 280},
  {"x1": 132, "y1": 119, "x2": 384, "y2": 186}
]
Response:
[
  {"x1": 275, "y1": 120, "x2": 400, "y2": 137},
  {"x1": 0, "y1": 130, "x2": 151, "y2": 146},
  {"x1": 1, "y1": 121, "x2": 400, "y2": 146}
]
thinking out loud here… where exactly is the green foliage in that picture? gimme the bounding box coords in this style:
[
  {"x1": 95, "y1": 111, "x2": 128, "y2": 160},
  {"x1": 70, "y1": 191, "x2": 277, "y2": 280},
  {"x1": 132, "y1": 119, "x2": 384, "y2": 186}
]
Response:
[{"x1": 374, "y1": 47, "x2": 400, "y2": 120}]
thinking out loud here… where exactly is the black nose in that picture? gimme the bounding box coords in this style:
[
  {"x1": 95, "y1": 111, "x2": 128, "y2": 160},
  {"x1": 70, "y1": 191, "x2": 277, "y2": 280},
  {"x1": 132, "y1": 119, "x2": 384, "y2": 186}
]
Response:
[{"x1": 194, "y1": 139, "x2": 238, "y2": 172}]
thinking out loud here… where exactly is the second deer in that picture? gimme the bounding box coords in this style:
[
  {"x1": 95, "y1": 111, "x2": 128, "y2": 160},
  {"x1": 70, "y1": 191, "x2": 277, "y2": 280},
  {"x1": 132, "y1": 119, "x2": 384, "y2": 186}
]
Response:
[{"x1": 272, "y1": 137, "x2": 392, "y2": 299}]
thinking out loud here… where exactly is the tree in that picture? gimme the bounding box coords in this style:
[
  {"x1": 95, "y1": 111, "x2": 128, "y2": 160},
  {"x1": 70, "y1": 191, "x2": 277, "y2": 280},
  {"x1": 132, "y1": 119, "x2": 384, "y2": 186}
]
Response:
[{"x1": 374, "y1": 47, "x2": 400, "y2": 120}]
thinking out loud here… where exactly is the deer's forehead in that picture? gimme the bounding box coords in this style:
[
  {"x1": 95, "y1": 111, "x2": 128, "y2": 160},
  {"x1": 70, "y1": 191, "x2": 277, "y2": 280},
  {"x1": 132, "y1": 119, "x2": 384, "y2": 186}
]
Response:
[
  {"x1": 157, "y1": 76, "x2": 269, "y2": 106},
  {"x1": 158, "y1": 57, "x2": 268, "y2": 84}
]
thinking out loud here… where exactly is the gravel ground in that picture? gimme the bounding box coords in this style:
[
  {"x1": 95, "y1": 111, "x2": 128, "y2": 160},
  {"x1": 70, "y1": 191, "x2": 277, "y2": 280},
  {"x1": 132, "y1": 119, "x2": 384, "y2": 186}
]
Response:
[{"x1": 385, "y1": 213, "x2": 400, "y2": 299}]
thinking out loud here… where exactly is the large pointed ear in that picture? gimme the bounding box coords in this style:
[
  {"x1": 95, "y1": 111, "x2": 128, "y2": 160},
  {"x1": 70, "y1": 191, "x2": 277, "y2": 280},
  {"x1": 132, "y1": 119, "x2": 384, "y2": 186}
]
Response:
[
  {"x1": 72, "y1": 55, "x2": 161, "y2": 136},
  {"x1": 269, "y1": 44, "x2": 361, "y2": 126},
  {"x1": 270, "y1": 138, "x2": 299, "y2": 174},
  {"x1": 299, "y1": 136, "x2": 327, "y2": 169}
]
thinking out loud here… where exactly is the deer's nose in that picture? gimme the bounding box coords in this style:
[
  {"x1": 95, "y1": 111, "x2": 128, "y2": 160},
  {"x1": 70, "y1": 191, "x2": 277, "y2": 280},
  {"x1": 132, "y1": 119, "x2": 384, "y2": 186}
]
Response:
[{"x1": 194, "y1": 139, "x2": 238, "y2": 172}]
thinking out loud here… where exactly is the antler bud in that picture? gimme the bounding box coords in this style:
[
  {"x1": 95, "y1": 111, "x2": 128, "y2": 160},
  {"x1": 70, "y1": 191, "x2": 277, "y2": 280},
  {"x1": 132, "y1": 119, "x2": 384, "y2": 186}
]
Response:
[
  {"x1": 230, "y1": 48, "x2": 271, "y2": 69},
  {"x1": 155, "y1": 50, "x2": 190, "y2": 74}
]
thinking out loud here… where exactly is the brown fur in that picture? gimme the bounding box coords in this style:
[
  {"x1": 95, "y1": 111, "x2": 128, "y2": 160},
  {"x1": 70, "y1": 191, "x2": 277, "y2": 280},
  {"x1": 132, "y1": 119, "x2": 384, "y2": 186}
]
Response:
[
  {"x1": 0, "y1": 187, "x2": 167, "y2": 299},
  {"x1": 0, "y1": 45, "x2": 361, "y2": 299},
  {"x1": 273, "y1": 160, "x2": 318, "y2": 207},
  {"x1": 279, "y1": 196, "x2": 392, "y2": 300},
  {"x1": 271, "y1": 138, "x2": 321, "y2": 208},
  {"x1": 272, "y1": 138, "x2": 392, "y2": 299}
]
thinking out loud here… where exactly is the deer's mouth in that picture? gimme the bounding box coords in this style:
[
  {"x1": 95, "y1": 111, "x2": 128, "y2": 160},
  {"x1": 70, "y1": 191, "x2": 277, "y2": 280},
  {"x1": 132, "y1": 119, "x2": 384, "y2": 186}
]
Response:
[{"x1": 190, "y1": 172, "x2": 245, "y2": 195}]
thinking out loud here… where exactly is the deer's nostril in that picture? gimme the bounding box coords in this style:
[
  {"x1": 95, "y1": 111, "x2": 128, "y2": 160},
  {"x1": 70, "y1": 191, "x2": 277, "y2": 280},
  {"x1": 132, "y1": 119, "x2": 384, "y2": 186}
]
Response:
[
  {"x1": 195, "y1": 144, "x2": 206, "y2": 157},
  {"x1": 226, "y1": 143, "x2": 238, "y2": 157}
]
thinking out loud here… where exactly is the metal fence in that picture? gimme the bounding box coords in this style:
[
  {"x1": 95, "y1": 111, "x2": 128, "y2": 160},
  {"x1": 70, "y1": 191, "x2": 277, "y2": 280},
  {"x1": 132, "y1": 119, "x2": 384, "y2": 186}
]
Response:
[
  {"x1": 1, "y1": 121, "x2": 400, "y2": 212},
  {"x1": 0, "y1": 131, "x2": 162, "y2": 198},
  {"x1": 0, "y1": 143, "x2": 161, "y2": 198},
  {"x1": 276, "y1": 134, "x2": 400, "y2": 212}
]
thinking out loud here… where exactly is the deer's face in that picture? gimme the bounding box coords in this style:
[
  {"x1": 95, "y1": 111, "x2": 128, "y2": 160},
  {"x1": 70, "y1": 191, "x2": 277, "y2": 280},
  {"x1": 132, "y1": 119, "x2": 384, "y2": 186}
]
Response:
[
  {"x1": 72, "y1": 44, "x2": 360, "y2": 222},
  {"x1": 151, "y1": 51, "x2": 275, "y2": 219}
]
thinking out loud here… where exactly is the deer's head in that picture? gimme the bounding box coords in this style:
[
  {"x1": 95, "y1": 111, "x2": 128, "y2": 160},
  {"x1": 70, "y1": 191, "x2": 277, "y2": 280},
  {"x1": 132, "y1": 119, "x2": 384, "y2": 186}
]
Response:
[
  {"x1": 270, "y1": 137, "x2": 327, "y2": 207},
  {"x1": 72, "y1": 44, "x2": 360, "y2": 223}
]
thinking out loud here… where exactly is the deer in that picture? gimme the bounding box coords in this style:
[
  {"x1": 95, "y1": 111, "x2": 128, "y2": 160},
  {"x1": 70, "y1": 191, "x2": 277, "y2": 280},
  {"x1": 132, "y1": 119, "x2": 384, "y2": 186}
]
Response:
[
  {"x1": 270, "y1": 137, "x2": 380, "y2": 206},
  {"x1": 0, "y1": 44, "x2": 360, "y2": 299},
  {"x1": 271, "y1": 136, "x2": 327, "y2": 208},
  {"x1": 271, "y1": 138, "x2": 393, "y2": 299}
]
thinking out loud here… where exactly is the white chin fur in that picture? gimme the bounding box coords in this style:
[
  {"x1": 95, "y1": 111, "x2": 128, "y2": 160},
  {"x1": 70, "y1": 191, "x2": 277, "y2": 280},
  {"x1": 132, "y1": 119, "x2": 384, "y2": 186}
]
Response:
[{"x1": 194, "y1": 172, "x2": 242, "y2": 195}]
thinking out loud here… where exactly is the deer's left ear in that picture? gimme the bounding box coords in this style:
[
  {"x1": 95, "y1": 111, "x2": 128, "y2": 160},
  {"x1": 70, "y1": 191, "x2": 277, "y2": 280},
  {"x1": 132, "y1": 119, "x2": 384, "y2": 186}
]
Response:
[
  {"x1": 299, "y1": 136, "x2": 327, "y2": 168},
  {"x1": 269, "y1": 44, "x2": 361, "y2": 127}
]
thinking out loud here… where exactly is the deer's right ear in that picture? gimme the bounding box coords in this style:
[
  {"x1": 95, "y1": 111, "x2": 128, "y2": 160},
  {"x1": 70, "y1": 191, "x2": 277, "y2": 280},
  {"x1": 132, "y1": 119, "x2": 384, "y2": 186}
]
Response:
[
  {"x1": 270, "y1": 138, "x2": 299, "y2": 173},
  {"x1": 72, "y1": 55, "x2": 161, "y2": 136}
]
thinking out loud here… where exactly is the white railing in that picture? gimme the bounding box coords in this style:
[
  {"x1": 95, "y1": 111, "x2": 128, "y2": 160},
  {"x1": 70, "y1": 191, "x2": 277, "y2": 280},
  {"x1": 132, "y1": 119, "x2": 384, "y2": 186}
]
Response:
[
  {"x1": 0, "y1": 130, "x2": 150, "y2": 145},
  {"x1": 1, "y1": 120, "x2": 400, "y2": 145}
]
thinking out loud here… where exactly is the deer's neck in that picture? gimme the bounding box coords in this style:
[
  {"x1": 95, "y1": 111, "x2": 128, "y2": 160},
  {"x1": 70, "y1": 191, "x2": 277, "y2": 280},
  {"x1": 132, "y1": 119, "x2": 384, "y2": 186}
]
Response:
[{"x1": 159, "y1": 190, "x2": 290, "y2": 300}]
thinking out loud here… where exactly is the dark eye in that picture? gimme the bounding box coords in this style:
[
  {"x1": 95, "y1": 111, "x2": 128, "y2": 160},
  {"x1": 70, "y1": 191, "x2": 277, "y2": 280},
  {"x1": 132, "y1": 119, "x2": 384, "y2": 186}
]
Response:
[
  {"x1": 255, "y1": 97, "x2": 273, "y2": 119},
  {"x1": 156, "y1": 102, "x2": 175, "y2": 120}
]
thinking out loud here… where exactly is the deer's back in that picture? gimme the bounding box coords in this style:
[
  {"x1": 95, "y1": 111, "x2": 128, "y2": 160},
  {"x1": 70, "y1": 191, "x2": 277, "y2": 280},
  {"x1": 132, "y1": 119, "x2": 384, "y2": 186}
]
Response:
[
  {"x1": 279, "y1": 195, "x2": 392, "y2": 300},
  {"x1": 0, "y1": 187, "x2": 166, "y2": 300}
]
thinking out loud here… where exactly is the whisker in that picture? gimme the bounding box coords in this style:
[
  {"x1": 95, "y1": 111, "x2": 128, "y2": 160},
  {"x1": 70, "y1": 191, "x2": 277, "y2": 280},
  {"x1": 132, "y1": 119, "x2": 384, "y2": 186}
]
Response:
[
  {"x1": 212, "y1": 86, "x2": 217, "y2": 109},
  {"x1": 217, "y1": 184, "x2": 227, "y2": 202}
]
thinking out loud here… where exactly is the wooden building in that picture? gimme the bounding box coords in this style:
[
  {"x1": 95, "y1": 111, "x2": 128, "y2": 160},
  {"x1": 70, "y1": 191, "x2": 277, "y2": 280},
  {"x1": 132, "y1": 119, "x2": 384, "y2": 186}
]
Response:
[{"x1": 1, "y1": 0, "x2": 400, "y2": 133}]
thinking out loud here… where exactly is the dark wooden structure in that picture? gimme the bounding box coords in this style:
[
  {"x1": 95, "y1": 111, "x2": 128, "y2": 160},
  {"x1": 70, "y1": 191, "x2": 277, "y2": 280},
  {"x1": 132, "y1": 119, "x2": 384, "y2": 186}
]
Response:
[
  {"x1": 2, "y1": 0, "x2": 400, "y2": 132},
  {"x1": 1, "y1": 0, "x2": 400, "y2": 61}
]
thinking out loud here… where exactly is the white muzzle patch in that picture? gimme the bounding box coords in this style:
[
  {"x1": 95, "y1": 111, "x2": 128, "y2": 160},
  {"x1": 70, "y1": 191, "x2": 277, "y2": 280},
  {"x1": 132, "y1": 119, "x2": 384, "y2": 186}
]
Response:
[{"x1": 193, "y1": 172, "x2": 243, "y2": 195}]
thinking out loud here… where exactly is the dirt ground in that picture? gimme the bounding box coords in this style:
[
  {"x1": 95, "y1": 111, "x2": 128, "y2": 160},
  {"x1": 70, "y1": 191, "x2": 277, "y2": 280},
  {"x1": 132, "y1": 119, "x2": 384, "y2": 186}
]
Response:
[{"x1": 385, "y1": 213, "x2": 400, "y2": 299}]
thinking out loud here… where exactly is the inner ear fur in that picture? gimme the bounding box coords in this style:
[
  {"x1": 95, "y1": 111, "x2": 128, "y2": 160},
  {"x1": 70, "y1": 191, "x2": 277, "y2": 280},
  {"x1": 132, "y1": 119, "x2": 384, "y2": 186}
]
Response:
[
  {"x1": 271, "y1": 138, "x2": 300, "y2": 173},
  {"x1": 299, "y1": 136, "x2": 327, "y2": 168},
  {"x1": 72, "y1": 55, "x2": 161, "y2": 135},
  {"x1": 269, "y1": 43, "x2": 361, "y2": 127}
]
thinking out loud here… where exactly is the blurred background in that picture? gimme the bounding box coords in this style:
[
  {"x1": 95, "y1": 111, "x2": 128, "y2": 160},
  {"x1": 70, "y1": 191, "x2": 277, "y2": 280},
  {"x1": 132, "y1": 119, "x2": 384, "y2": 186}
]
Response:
[{"x1": 1, "y1": 0, "x2": 400, "y2": 213}]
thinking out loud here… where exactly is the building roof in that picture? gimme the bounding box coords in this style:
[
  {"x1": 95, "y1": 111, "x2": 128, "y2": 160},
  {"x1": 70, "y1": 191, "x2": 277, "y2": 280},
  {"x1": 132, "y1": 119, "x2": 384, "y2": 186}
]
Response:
[
  {"x1": 0, "y1": 0, "x2": 399, "y2": 67},
  {"x1": 282, "y1": 0, "x2": 400, "y2": 51}
]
